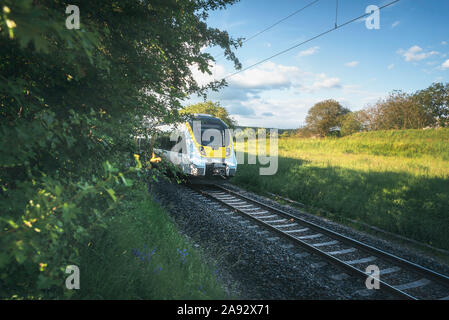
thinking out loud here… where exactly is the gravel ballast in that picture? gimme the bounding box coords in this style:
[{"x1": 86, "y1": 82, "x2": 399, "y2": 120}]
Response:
[
  {"x1": 149, "y1": 180, "x2": 401, "y2": 300},
  {"x1": 222, "y1": 182, "x2": 449, "y2": 277}
]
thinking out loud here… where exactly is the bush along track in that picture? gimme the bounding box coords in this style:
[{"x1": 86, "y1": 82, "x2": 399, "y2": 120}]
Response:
[
  {"x1": 72, "y1": 178, "x2": 228, "y2": 300},
  {"x1": 0, "y1": 0, "x2": 241, "y2": 299}
]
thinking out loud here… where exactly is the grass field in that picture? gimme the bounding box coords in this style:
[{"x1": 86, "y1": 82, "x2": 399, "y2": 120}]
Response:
[
  {"x1": 231, "y1": 128, "x2": 449, "y2": 251},
  {"x1": 73, "y1": 182, "x2": 228, "y2": 299}
]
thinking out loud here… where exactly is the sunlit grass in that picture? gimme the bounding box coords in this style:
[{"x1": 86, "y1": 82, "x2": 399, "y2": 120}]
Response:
[
  {"x1": 232, "y1": 128, "x2": 449, "y2": 250},
  {"x1": 73, "y1": 183, "x2": 228, "y2": 299}
]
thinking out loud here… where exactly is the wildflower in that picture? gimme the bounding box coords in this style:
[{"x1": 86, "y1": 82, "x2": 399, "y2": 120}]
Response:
[
  {"x1": 177, "y1": 248, "x2": 188, "y2": 264},
  {"x1": 153, "y1": 266, "x2": 162, "y2": 274},
  {"x1": 6, "y1": 19, "x2": 16, "y2": 29},
  {"x1": 131, "y1": 248, "x2": 141, "y2": 257}
]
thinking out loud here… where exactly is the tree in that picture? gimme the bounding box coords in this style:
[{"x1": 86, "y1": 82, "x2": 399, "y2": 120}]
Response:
[
  {"x1": 295, "y1": 125, "x2": 315, "y2": 138},
  {"x1": 340, "y1": 111, "x2": 364, "y2": 136},
  {"x1": 368, "y1": 91, "x2": 432, "y2": 130},
  {"x1": 181, "y1": 101, "x2": 236, "y2": 128},
  {"x1": 305, "y1": 99, "x2": 350, "y2": 137},
  {"x1": 414, "y1": 82, "x2": 449, "y2": 127},
  {"x1": 357, "y1": 105, "x2": 383, "y2": 131},
  {"x1": 0, "y1": 0, "x2": 240, "y2": 298}
]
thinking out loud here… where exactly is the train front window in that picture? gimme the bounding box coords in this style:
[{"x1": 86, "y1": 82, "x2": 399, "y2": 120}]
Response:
[
  {"x1": 201, "y1": 125, "x2": 225, "y2": 148},
  {"x1": 190, "y1": 119, "x2": 230, "y2": 148}
]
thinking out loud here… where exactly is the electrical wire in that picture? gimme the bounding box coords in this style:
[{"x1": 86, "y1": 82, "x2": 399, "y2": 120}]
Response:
[
  {"x1": 335, "y1": 0, "x2": 339, "y2": 28},
  {"x1": 213, "y1": 0, "x2": 320, "y2": 62},
  {"x1": 222, "y1": 0, "x2": 400, "y2": 80},
  {"x1": 243, "y1": 0, "x2": 320, "y2": 44}
]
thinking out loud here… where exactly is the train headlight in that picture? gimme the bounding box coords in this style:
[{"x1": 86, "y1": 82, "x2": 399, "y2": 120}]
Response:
[
  {"x1": 190, "y1": 164, "x2": 199, "y2": 176},
  {"x1": 226, "y1": 147, "x2": 231, "y2": 157},
  {"x1": 199, "y1": 146, "x2": 207, "y2": 156}
]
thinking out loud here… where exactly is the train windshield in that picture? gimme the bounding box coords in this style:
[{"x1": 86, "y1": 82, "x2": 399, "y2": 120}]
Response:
[{"x1": 190, "y1": 118, "x2": 230, "y2": 148}]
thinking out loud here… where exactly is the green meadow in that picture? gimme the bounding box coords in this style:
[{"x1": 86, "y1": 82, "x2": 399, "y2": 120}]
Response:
[
  {"x1": 231, "y1": 128, "x2": 449, "y2": 251},
  {"x1": 73, "y1": 182, "x2": 228, "y2": 300}
]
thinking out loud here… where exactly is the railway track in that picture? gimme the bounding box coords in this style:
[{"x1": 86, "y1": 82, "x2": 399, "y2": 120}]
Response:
[{"x1": 188, "y1": 183, "x2": 449, "y2": 300}]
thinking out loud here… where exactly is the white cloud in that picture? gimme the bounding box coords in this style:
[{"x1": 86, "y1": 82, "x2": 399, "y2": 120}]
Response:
[
  {"x1": 310, "y1": 76, "x2": 341, "y2": 90},
  {"x1": 392, "y1": 21, "x2": 400, "y2": 28},
  {"x1": 388, "y1": 64, "x2": 395, "y2": 70},
  {"x1": 398, "y1": 45, "x2": 439, "y2": 62},
  {"x1": 189, "y1": 63, "x2": 227, "y2": 87},
  {"x1": 231, "y1": 97, "x2": 320, "y2": 128},
  {"x1": 230, "y1": 61, "x2": 301, "y2": 90},
  {"x1": 345, "y1": 61, "x2": 359, "y2": 68},
  {"x1": 192, "y1": 61, "x2": 343, "y2": 94},
  {"x1": 442, "y1": 59, "x2": 449, "y2": 69},
  {"x1": 229, "y1": 64, "x2": 343, "y2": 95},
  {"x1": 297, "y1": 46, "x2": 320, "y2": 57},
  {"x1": 189, "y1": 61, "x2": 345, "y2": 127},
  {"x1": 441, "y1": 41, "x2": 448, "y2": 45}
]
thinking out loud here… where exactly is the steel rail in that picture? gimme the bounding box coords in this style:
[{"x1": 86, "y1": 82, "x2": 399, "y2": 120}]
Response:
[
  {"x1": 190, "y1": 185, "x2": 417, "y2": 300},
  {"x1": 212, "y1": 184, "x2": 449, "y2": 291}
]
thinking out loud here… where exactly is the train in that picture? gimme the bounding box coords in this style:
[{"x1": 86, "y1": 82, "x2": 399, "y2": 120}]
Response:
[{"x1": 140, "y1": 114, "x2": 237, "y2": 182}]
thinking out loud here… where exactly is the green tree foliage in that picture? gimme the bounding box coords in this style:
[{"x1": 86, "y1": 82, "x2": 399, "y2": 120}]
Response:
[
  {"x1": 181, "y1": 101, "x2": 236, "y2": 128},
  {"x1": 295, "y1": 125, "x2": 315, "y2": 138},
  {"x1": 0, "y1": 0, "x2": 240, "y2": 298},
  {"x1": 340, "y1": 111, "x2": 364, "y2": 136},
  {"x1": 305, "y1": 99, "x2": 350, "y2": 137},
  {"x1": 355, "y1": 84, "x2": 449, "y2": 132},
  {"x1": 414, "y1": 82, "x2": 449, "y2": 127},
  {"x1": 299, "y1": 83, "x2": 449, "y2": 137},
  {"x1": 364, "y1": 91, "x2": 433, "y2": 131}
]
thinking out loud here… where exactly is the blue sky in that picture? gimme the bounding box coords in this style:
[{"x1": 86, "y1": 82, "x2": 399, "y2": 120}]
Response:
[{"x1": 188, "y1": 0, "x2": 449, "y2": 129}]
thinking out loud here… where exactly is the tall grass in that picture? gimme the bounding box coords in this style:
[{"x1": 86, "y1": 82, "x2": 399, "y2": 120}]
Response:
[
  {"x1": 73, "y1": 182, "x2": 228, "y2": 299},
  {"x1": 231, "y1": 128, "x2": 449, "y2": 250},
  {"x1": 281, "y1": 128, "x2": 449, "y2": 161}
]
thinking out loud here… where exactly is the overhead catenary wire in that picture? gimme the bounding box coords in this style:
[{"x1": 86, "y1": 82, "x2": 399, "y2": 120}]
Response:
[
  {"x1": 242, "y1": 0, "x2": 320, "y2": 44},
  {"x1": 335, "y1": 0, "x2": 339, "y2": 28},
  {"x1": 213, "y1": 0, "x2": 320, "y2": 62},
  {"x1": 222, "y1": 0, "x2": 400, "y2": 80}
]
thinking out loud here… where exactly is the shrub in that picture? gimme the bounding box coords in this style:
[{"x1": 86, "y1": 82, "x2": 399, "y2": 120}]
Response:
[{"x1": 0, "y1": 0, "x2": 240, "y2": 298}]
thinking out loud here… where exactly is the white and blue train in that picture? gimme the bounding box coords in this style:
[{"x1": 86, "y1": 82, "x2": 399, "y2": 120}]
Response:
[{"x1": 147, "y1": 114, "x2": 237, "y2": 180}]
